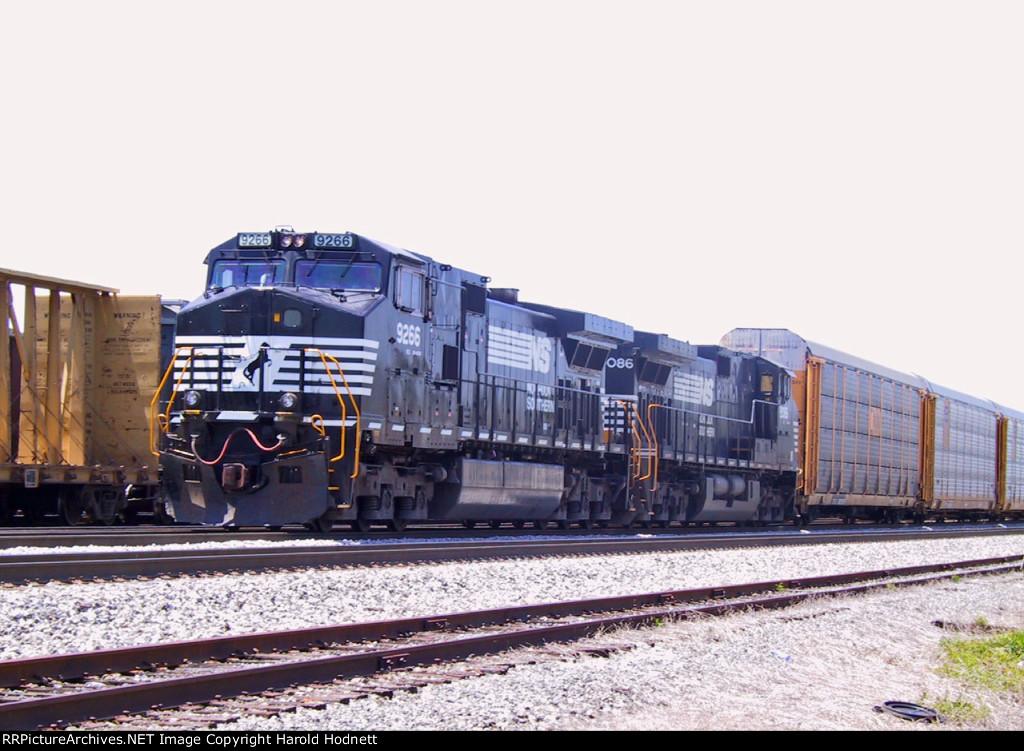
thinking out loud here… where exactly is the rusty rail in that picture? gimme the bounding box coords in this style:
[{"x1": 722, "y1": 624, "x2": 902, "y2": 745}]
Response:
[{"x1": 1, "y1": 555, "x2": 1020, "y2": 729}]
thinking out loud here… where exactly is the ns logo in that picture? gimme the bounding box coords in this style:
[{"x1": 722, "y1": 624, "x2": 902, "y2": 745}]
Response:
[
  {"x1": 487, "y1": 325, "x2": 552, "y2": 374},
  {"x1": 530, "y1": 338, "x2": 553, "y2": 374}
]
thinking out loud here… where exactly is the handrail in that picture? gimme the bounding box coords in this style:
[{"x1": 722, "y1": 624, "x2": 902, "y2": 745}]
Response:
[
  {"x1": 617, "y1": 400, "x2": 642, "y2": 479},
  {"x1": 631, "y1": 402, "x2": 655, "y2": 481},
  {"x1": 149, "y1": 347, "x2": 196, "y2": 457},
  {"x1": 646, "y1": 398, "x2": 778, "y2": 426},
  {"x1": 647, "y1": 402, "x2": 662, "y2": 491},
  {"x1": 150, "y1": 345, "x2": 362, "y2": 478},
  {"x1": 617, "y1": 400, "x2": 654, "y2": 481},
  {"x1": 304, "y1": 349, "x2": 362, "y2": 479},
  {"x1": 303, "y1": 350, "x2": 347, "y2": 461}
]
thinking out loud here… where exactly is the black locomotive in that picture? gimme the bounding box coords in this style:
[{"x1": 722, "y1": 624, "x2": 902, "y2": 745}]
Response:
[{"x1": 157, "y1": 229, "x2": 799, "y2": 530}]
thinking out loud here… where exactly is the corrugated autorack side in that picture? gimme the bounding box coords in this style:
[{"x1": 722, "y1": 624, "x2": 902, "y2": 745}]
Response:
[{"x1": 722, "y1": 328, "x2": 1024, "y2": 523}]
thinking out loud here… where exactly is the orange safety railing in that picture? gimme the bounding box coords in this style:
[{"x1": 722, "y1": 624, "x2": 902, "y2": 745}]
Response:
[
  {"x1": 148, "y1": 346, "x2": 363, "y2": 480},
  {"x1": 149, "y1": 347, "x2": 198, "y2": 457},
  {"x1": 618, "y1": 400, "x2": 655, "y2": 482},
  {"x1": 646, "y1": 403, "x2": 663, "y2": 491},
  {"x1": 304, "y1": 348, "x2": 362, "y2": 479}
]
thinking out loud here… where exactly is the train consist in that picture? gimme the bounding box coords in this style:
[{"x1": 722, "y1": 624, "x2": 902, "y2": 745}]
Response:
[
  {"x1": 152, "y1": 228, "x2": 1024, "y2": 530},
  {"x1": 3, "y1": 233, "x2": 1022, "y2": 530}
]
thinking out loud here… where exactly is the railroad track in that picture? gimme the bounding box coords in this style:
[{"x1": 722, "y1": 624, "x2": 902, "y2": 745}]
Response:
[
  {"x1": 3, "y1": 526, "x2": 1024, "y2": 584},
  {"x1": 3, "y1": 520, "x2": 1022, "y2": 551},
  {"x1": 1, "y1": 555, "x2": 1020, "y2": 730}
]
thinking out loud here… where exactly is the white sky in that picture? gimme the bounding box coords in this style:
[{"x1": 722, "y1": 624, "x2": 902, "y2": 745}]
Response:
[{"x1": 2, "y1": 1, "x2": 1022, "y2": 407}]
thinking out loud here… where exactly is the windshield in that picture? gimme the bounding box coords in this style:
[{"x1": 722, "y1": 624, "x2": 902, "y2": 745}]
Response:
[
  {"x1": 209, "y1": 260, "x2": 285, "y2": 288},
  {"x1": 295, "y1": 260, "x2": 382, "y2": 291}
]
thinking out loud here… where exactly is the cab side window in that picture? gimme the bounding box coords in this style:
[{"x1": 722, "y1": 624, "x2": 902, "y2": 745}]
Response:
[{"x1": 395, "y1": 267, "x2": 424, "y2": 313}]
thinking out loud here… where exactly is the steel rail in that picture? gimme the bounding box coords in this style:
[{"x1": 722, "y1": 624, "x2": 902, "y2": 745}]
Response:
[
  {"x1": 0, "y1": 555, "x2": 1021, "y2": 730},
  {"x1": 2, "y1": 521, "x2": 1023, "y2": 551},
  {"x1": 3, "y1": 525, "x2": 1024, "y2": 585},
  {"x1": 2, "y1": 527, "x2": 1023, "y2": 584},
  {"x1": 3, "y1": 521, "x2": 1023, "y2": 551}
]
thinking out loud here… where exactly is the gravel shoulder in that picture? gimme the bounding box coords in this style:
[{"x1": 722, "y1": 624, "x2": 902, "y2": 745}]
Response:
[
  {"x1": 218, "y1": 572, "x2": 1024, "y2": 731},
  {"x1": 4, "y1": 535, "x2": 1022, "y2": 730}
]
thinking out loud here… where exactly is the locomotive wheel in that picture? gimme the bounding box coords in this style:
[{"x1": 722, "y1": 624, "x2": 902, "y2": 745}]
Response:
[
  {"x1": 512, "y1": 520, "x2": 525, "y2": 529},
  {"x1": 387, "y1": 518, "x2": 408, "y2": 532},
  {"x1": 59, "y1": 490, "x2": 90, "y2": 526},
  {"x1": 462, "y1": 520, "x2": 476, "y2": 530},
  {"x1": 488, "y1": 520, "x2": 503, "y2": 529},
  {"x1": 557, "y1": 520, "x2": 570, "y2": 530},
  {"x1": 305, "y1": 516, "x2": 333, "y2": 533},
  {"x1": 97, "y1": 497, "x2": 117, "y2": 525},
  {"x1": 351, "y1": 517, "x2": 372, "y2": 533},
  {"x1": 533, "y1": 519, "x2": 549, "y2": 531},
  {"x1": 578, "y1": 518, "x2": 593, "y2": 530}
]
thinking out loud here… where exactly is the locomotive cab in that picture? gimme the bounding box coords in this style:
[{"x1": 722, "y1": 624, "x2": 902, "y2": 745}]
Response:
[{"x1": 159, "y1": 230, "x2": 402, "y2": 528}]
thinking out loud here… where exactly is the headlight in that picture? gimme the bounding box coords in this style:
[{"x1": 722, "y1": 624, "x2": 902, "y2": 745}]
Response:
[
  {"x1": 279, "y1": 392, "x2": 298, "y2": 410},
  {"x1": 183, "y1": 390, "x2": 202, "y2": 408}
]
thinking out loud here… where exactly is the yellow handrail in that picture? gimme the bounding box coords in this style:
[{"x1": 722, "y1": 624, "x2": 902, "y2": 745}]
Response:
[
  {"x1": 646, "y1": 403, "x2": 662, "y2": 491},
  {"x1": 305, "y1": 349, "x2": 362, "y2": 479},
  {"x1": 632, "y1": 402, "x2": 655, "y2": 481},
  {"x1": 304, "y1": 350, "x2": 347, "y2": 461},
  {"x1": 149, "y1": 347, "x2": 196, "y2": 457},
  {"x1": 148, "y1": 345, "x2": 363, "y2": 482},
  {"x1": 618, "y1": 400, "x2": 654, "y2": 481}
]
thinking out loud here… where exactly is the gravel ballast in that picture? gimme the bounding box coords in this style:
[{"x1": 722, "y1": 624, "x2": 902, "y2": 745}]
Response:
[
  {"x1": 4, "y1": 535, "x2": 1023, "y2": 730},
  {"x1": 221, "y1": 573, "x2": 1024, "y2": 731}
]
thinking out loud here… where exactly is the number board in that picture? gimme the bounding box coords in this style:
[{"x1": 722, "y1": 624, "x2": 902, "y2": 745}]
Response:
[
  {"x1": 237, "y1": 233, "x2": 272, "y2": 248},
  {"x1": 313, "y1": 233, "x2": 355, "y2": 249}
]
